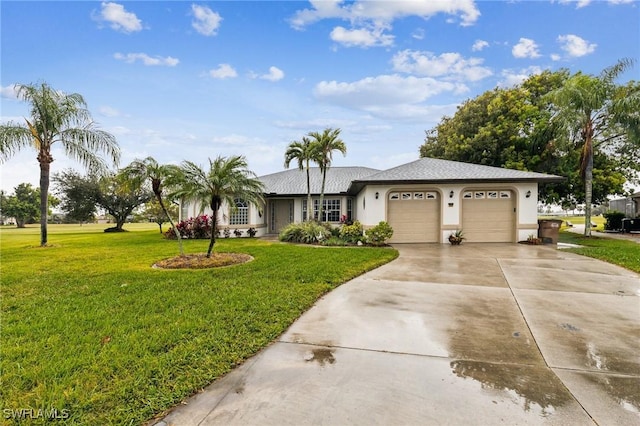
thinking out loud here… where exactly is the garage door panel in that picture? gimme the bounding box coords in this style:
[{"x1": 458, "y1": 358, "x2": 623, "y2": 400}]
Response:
[
  {"x1": 462, "y1": 192, "x2": 515, "y2": 243},
  {"x1": 388, "y1": 193, "x2": 440, "y2": 243}
]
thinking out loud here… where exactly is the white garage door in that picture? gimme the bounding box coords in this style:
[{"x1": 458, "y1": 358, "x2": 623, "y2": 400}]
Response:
[
  {"x1": 387, "y1": 191, "x2": 440, "y2": 243},
  {"x1": 462, "y1": 190, "x2": 515, "y2": 242}
]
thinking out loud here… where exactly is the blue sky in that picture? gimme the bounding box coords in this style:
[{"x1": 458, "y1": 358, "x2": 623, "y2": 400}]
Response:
[{"x1": 1, "y1": 0, "x2": 639, "y2": 193}]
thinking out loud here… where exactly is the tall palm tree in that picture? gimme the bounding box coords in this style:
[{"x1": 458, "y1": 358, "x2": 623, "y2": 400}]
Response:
[
  {"x1": 171, "y1": 155, "x2": 264, "y2": 257},
  {"x1": 123, "y1": 157, "x2": 184, "y2": 255},
  {"x1": 307, "y1": 128, "x2": 346, "y2": 221},
  {"x1": 0, "y1": 82, "x2": 120, "y2": 246},
  {"x1": 548, "y1": 59, "x2": 640, "y2": 236},
  {"x1": 284, "y1": 136, "x2": 319, "y2": 221}
]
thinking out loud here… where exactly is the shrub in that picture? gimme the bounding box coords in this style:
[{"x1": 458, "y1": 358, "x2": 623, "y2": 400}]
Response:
[
  {"x1": 340, "y1": 220, "x2": 364, "y2": 243},
  {"x1": 603, "y1": 210, "x2": 625, "y2": 231},
  {"x1": 247, "y1": 227, "x2": 257, "y2": 237},
  {"x1": 365, "y1": 221, "x2": 394, "y2": 246},
  {"x1": 322, "y1": 236, "x2": 348, "y2": 246},
  {"x1": 279, "y1": 221, "x2": 332, "y2": 244},
  {"x1": 233, "y1": 228, "x2": 243, "y2": 237},
  {"x1": 164, "y1": 215, "x2": 213, "y2": 239},
  {"x1": 223, "y1": 227, "x2": 231, "y2": 238}
]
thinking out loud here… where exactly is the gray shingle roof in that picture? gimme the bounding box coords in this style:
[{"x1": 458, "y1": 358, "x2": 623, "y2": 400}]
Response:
[
  {"x1": 351, "y1": 157, "x2": 563, "y2": 186},
  {"x1": 259, "y1": 167, "x2": 380, "y2": 195},
  {"x1": 259, "y1": 158, "x2": 564, "y2": 196}
]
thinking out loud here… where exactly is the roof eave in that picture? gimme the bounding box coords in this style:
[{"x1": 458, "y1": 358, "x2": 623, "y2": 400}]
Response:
[{"x1": 348, "y1": 176, "x2": 565, "y2": 194}]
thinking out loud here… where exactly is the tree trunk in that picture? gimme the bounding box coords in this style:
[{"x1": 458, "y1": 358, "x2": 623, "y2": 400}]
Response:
[
  {"x1": 207, "y1": 208, "x2": 218, "y2": 258},
  {"x1": 38, "y1": 153, "x2": 52, "y2": 246},
  {"x1": 584, "y1": 148, "x2": 594, "y2": 237},
  {"x1": 158, "y1": 195, "x2": 183, "y2": 255},
  {"x1": 115, "y1": 217, "x2": 126, "y2": 231},
  {"x1": 16, "y1": 218, "x2": 26, "y2": 228},
  {"x1": 318, "y1": 168, "x2": 327, "y2": 222},
  {"x1": 582, "y1": 121, "x2": 594, "y2": 238},
  {"x1": 306, "y1": 163, "x2": 312, "y2": 221}
]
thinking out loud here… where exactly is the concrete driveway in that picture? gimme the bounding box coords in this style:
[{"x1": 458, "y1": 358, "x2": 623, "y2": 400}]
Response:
[{"x1": 156, "y1": 244, "x2": 640, "y2": 426}]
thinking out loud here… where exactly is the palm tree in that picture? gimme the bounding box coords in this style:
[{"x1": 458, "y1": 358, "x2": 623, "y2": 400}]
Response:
[
  {"x1": 548, "y1": 59, "x2": 640, "y2": 236},
  {"x1": 284, "y1": 136, "x2": 319, "y2": 221},
  {"x1": 171, "y1": 155, "x2": 264, "y2": 257},
  {"x1": 123, "y1": 157, "x2": 184, "y2": 255},
  {"x1": 0, "y1": 82, "x2": 120, "y2": 246},
  {"x1": 307, "y1": 128, "x2": 346, "y2": 221}
]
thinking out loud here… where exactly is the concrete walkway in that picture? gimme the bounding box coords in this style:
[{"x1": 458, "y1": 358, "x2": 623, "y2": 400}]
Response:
[
  {"x1": 568, "y1": 223, "x2": 640, "y2": 244},
  {"x1": 155, "y1": 244, "x2": 640, "y2": 426}
]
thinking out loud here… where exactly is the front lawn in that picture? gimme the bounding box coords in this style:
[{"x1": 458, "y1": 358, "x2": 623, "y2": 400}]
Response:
[
  {"x1": 559, "y1": 231, "x2": 640, "y2": 273},
  {"x1": 0, "y1": 224, "x2": 398, "y2": 425}
]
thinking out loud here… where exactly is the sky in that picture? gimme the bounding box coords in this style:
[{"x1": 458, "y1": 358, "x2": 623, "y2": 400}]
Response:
[{"x1": 1, "y1": 0, "x2": 639, "y2": 194}]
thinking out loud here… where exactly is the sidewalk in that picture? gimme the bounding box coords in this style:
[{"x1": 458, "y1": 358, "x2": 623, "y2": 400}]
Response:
[{"x1": 567, "y1": 224, "x2": 640, "y2": 244}]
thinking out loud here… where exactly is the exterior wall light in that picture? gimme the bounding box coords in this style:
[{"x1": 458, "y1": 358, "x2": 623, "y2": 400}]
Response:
[
  {"x1": 526, "y1": 190, "x2": 531, "y2": 198},
  {"x1": 375, "y1": 192, "x2": 379, "y2": 199},
  {"x1": 449, "y1": 190, "x2": 454, "y2": 198}
]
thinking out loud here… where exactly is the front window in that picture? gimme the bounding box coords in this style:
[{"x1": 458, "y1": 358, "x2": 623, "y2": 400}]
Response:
[
  {"x1": 313, "y1": 199, "x2": 341, "y2": 222},
  {"x1": 230, "y1": 198, "x2": 248, "y2": 225}
]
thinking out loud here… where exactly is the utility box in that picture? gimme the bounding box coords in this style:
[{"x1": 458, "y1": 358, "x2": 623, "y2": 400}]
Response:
[{"x1": 538, "y1": 219, "x2": 563, "y2": 244}]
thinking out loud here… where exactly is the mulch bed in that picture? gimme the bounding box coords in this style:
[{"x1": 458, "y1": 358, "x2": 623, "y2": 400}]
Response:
[{"x1": 153, "y1": 253, "x2": 253, "y2": 269}]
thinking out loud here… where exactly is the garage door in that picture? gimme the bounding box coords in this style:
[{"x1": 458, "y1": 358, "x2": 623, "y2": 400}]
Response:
[
  {"x1": 387, "y1": 191, "x2": 440, "y2": 243},
  {"x1": 462, "y1": 190, "x2": 515, "y2": 242}
]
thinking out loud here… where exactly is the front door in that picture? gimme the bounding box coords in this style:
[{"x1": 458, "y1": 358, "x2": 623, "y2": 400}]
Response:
[{"x1": 270, "y1": 199, "x2": 293, "y2": 233}]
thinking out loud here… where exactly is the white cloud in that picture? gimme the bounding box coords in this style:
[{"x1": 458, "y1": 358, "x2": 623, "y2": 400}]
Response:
[
  {"x1": 209, "y1": 64, "x2": 237, "y2": 79},
  {"x1": 391, "y1": 50, "x2": 492, "y2": 82},
  {"x1": 330, "y1": 25, "x2": 394, "y2": 48},
  {"x1": 290, "y1": 1, "x2": 479, "y2": 49},
  {"x1": 1, "y1": 84, "x2": 19, "y2": 99},
  {"x1": 557, "y1": 0, "x2": 592, "y2": 8},
  {"x1": 412, "y1": 28, "x2": 425, "y2": 40},
  {"x1": 191, "y1": 4, "x2": 222, "y2": 36},
  {"x1": 551, "y1": 53, "x2": 562, "y2": 61},
  {"x1": 314, "y1": 74, "x2": 458, "y2": 110},
  {"x1": 97, "y1": 2, "x2": 143, "y2": 33},
  {"x1": 557, "y1": 0, "x2": 632, "y2": 6},
  {"x1": 258, "y1": 66, "x2": 285, "y2": 82},
  {"x1": 557, "y1": 34, "x2": 597, "y2": 57},
  {"x1": 472, "y1": 39, "x2": 489, "y2": 51},
  {"x1": 98, "y1": 106, "x2": 121, "y2": 117},
  {"x1": 499, "y1": 66, "x2": 544, "y2": 87},
  {"x1": 114, "y1": 53, "x2": 179, "y2": 67},
  {"x1": 512, "y1": 38, "x2": 541, "y2": 59},
  {"x1": 290, "y1": 0, "x2": 480, "y2": 29}
]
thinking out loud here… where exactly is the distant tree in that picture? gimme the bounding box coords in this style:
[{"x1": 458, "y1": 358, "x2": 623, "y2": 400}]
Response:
[
  {"x1": 171, "y1": 156, "x2": 264, "y2": 257},
  {"x1": 307, "y1": 128, "x2": 346, "y2": 221},
  {"x1": 93, "y1": 171, "x2": 153, "y2": 232},
  {"x1": 0, "y1": 82, "x2": 120, "y2": 245},
  {"x1": 141, "y1": 199, "x2": 178, "y2": 234},
  {"x1": 284, "y1": 136, "x2": 320, "y2": 220},
  {"x1": 419, "y1": 70, "x2": 627, "y2": 206},
  {"x1": 547, "y1": 59, "x2": 640, "y2": 236},
  {"x1": 0, "y1": 183, "x2": 40, "y2": 227},
  {"x1": 53, "y1": 169, "x2": 100, "y2": 224},
  {"x1": 122, "y1": 157, "x2": 184, "y2": 254}
]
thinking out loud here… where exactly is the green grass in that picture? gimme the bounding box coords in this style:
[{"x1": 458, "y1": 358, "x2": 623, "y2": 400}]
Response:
[
  {"x1": 559, "y1": 231, "x2": 640, "y2": 273},
  {"x1": 0, "y1": 224, "x2": 398, "y2": 425}
]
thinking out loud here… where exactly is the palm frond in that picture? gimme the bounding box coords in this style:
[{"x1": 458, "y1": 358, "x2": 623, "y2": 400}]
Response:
[{"x1": 0, "y1": 124, "x2": 32, "y2": 162}]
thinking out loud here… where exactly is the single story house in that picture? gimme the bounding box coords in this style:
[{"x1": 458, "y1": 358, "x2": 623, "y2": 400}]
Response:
[{"x1": 179, "y1": 157, "x2": 563, "y2": 243}]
